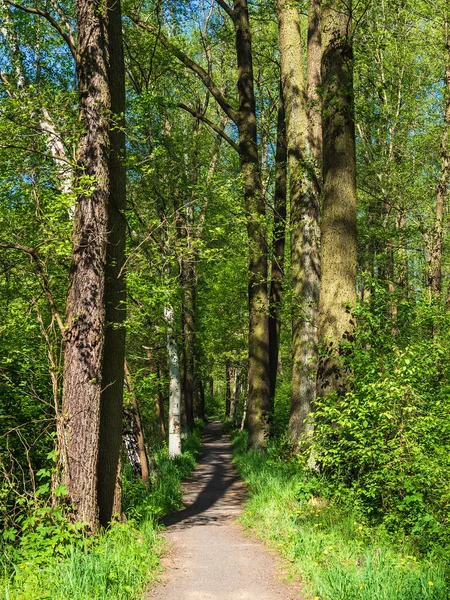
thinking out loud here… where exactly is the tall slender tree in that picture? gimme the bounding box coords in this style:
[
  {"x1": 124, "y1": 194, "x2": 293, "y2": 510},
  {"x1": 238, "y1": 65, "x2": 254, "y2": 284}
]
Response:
[
  {"x1": 428, "y1": 1, "x2": 450, "y2": 298},
  {"x1": 268, "y1": 90, "x2": 287, "y2": 413},
  {"x1": 132, "y1": 0, "x2": 270, "y2": 448}
]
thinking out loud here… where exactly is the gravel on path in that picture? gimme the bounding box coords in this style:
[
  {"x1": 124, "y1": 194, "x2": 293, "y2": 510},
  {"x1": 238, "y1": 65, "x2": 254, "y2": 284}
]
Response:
[{"x1": 147, "y1": 421, "x2": 302, "y2": 600}]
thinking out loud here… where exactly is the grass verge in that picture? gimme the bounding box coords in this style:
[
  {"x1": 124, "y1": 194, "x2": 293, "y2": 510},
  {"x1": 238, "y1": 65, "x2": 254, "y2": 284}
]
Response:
[
  {"x1": 232, "y1": 430, "x2": 448, "y2": 600},
  {"x1": 1, "y1": 424, "x2": 203, "y2": 600}
]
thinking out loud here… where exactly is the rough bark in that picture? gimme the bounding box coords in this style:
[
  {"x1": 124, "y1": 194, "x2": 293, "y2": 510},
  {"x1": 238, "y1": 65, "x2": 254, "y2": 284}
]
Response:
[
  {"x1": 317, "y1": 0, "x2": 357, "y2": 397},
  {"x1": 62, "y1": 0, "x2": 113, "y2": 531},
  {"x1": 62, "y1": 0, "x2": 126, "y2": 530},
  {"x1": 97, "y1": 0, "x2": 127, "y2": 528},
  {"x1": 268, "y1": 90, "x2": 287, "y2": 414},
  {"x1": 277, "y1": 0, "x2": 321, "y2": 445},
  {"x1": 165, "y1": 304, "x2": 182, "y2": 458},
  {"x1": 306, "y1": 0, "x2": 322, "y2": 171},
  {"x1": 232, "y1": 0, "x2": 270, "y2": 449},
  {"x1": 428, "y1": 6, "x2": 450, "y2": 297}
]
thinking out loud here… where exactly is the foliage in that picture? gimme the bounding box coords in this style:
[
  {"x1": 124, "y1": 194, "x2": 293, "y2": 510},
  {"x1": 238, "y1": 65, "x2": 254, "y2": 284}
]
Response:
[
  {"x1": 0, "y1": 427, "x2": 202, "y2": 599},
  {"x1": 314, "y1": 301, "x2": 450, "y2": 554},
  {"x1": 122, "y1": 423, "x2": 202, "y2": 521},
  {"x1": 233, "y1": 430, "x2": 449, "y2": 600}
]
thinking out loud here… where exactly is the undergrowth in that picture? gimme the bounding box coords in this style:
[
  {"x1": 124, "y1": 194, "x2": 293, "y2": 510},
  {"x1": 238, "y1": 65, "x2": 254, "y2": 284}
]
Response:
[
  {"x1": 233, "y1": 430, "x2": 449, "y2": 600},
  {"x1": 0, "y1": 424, "x2": 202, "y2": 600}
]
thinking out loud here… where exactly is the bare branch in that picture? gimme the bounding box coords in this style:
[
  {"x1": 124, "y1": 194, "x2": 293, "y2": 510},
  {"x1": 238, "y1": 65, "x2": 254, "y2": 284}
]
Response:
[
  {"x1": 214, "y1": 0, "x2": 234, "y2": 19},
  {"x1": 6, "y1": 1, "x2": 77, "y2": 60},
  {"x1": 0, "y1": 242, "x2": 65, "y2": 334},
  {"x1": 178, "y1": 103, "x2": 239, "y2": 153},
  {"x1": 132, "y1": 17, "x2": 240, "y2": 124},
  {"x1": 49, "y1": 0, "x2": 76, "y2": 53}
]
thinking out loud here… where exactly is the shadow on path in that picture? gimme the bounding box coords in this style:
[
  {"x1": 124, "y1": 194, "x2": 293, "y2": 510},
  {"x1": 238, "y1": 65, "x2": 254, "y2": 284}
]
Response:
[{"x1": 162, "y1": 421, "x2": 246, "y2": 529}]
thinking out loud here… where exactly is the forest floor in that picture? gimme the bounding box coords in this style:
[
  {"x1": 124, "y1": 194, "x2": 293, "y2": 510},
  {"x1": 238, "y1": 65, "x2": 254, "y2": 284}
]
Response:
[{"x1": 147, "y1": 421, "x2": 302, "y2": 600}]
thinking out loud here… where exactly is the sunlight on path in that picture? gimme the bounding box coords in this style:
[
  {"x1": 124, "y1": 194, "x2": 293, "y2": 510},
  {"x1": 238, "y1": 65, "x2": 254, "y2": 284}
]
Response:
[{"x1": 147, "y1": 422, "x2": 301, "y2": 600}]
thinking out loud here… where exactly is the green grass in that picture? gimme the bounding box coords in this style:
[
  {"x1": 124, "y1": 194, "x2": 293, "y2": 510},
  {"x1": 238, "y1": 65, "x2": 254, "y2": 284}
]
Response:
[
  {"x1": 232, "y1": 431, "x2": 448, "y2": 600},
  {"x1": 0, "y1": 424, "x2": 203, "y2": 600}
]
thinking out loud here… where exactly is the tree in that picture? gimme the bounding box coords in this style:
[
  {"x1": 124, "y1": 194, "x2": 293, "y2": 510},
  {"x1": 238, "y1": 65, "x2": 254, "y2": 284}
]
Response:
[
  {"x1": 428, "y1": 1, "x2": 450, "y2": 298},
  {"x1": 317, "y1": 0, "x2": 357, "y2": 398},
  {"x1": 62, "y1": 0, "x2": 126, "y2": 530},
  {"x1": 277, "y1": 0, "x2": 320, "y2": 445},
  {"x1": 132, "y1": 0, "x2": 271, "y2": 448}
]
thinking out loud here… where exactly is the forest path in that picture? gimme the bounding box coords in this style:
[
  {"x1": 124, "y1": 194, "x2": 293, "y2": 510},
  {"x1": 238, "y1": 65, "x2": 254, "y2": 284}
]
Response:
[{"x1": 147, "y1": 421, "x2": 301, "y2": 600}]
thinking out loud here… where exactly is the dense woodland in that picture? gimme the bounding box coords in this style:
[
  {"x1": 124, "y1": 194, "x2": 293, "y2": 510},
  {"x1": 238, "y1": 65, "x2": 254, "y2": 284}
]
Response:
[{"x1": 2, "y1": 0, "x2": 450, "y2": 598}]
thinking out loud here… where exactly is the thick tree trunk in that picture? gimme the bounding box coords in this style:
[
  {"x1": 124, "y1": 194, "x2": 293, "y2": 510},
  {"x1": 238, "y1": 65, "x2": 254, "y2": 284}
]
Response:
[
  {"x1": 268, "y1": 91, "x2": 287, "y2": 414},
  {"x1": 429, "y1": 7, "x2": 450, "y2": 297},
  {"x1": 317, "y1": 0, "x2": 357, "y2": 397},
  {"x1": 97, "y1": 0, "x2": 127, "y2": 528},
  {"x1": 277, "y1": 0, "x2": 321, "y2": 446},
  {"x1": 232, "y1": 0, "x2": 270, "y2": 450},
  {"x1": 165, "y1": 305, "x2": 182, "y2": 457},
  {"x1": 62, "y1": 0, "x2": 119, "y2": 531}
]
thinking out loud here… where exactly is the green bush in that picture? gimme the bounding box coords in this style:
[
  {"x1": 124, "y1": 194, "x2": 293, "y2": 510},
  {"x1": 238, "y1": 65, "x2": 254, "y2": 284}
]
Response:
[
  {"x1": 1, "y1": 424, "x2": 203, "y2": 599},
  {"x1": 314, "y1": 302, "x2": 450, "y2": 553},
  {"x1": 233, "y1": 430, "x2": 449, "y2": 600}
]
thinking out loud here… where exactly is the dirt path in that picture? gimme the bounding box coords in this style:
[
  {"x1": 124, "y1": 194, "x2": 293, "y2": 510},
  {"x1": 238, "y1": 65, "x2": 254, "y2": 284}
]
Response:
[{"x1": 147, "y1": 421, "x2": 301, "y2": 600}]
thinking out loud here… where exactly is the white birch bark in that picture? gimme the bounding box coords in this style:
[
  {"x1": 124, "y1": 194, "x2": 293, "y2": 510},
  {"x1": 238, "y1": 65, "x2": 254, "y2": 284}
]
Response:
[{"x1": 165, "y1": 304, "x2": 181, "y2": 458}]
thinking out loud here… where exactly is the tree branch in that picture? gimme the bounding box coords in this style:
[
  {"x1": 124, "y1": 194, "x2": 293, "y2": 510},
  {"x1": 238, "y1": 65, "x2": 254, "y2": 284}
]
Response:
[
  {"x1": 178, "y1": 103, "x2": 240, "y2": 153},
  {"x1": 0, "y1": 242, "x2": 65, "y2": 334},
  {"x1": 5, "y1": 1, "x2": 77, "y2": 60},
  {"x1": 214, "y1": 0, "x2": 235, "y2": 19},
  {"x1": 132, "y1": 17, "x2": 240, "y2": 125}
]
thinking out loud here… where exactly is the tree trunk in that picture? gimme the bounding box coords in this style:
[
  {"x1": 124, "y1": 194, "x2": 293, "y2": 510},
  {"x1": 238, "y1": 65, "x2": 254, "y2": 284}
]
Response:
[
  {"x1": 268, "y1": 90, "x2": 287, "y2": 414},
  {"x1": 125, "y1": 362, "x2": 151, "y2": 490},
  {"x1": 181, "y1": 256, "x2": 195, "y2": 430},
  {"x1": 429, "y1": 5, "x2": 450, "y2": 297},
  {"x1": 277, "y1": 0, "x2": 321, "y2": 446},
  {"x1": 63, "y1": 0, "x2": 125, "y2": 531},
  {"x1": 317, "y1": 0, "x2": 357, "y2": 397},
  {"x1": 97, "y1": 0, "x2": 127, "y2": 528},
  {"x1": 225, "y1": 360, "x2": 231, "y2": 419},
  {"x1": 195, "y1": 378, "x2": 206, "y2": 420},
  {"x1": 150, "y1": 348, "x2": 167, "y2": 441},
  {"x1": 165, "y1": 305, "x2": 182, "y2": 458},
  {"x1": 232, "y1": 0, "x2": 270, "y2": 450},
  {"x1": 306, "y1": 0, "x2": 322, "y2": 171},
  {"x1": 228, "y1": 367, "x2": 238, "y2": 424}
]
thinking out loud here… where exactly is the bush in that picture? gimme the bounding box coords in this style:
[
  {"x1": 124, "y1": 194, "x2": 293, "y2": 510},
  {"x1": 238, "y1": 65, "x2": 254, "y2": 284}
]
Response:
[
  {"x1": 1, "y1": 423, "x2": 203, "y2": 599},
  {"x1": 314, "y1": 302, "x2": 450, "y2": 553},
  {"x1": 233, "y1": 430, "x2": 449, "y2": 600}
]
